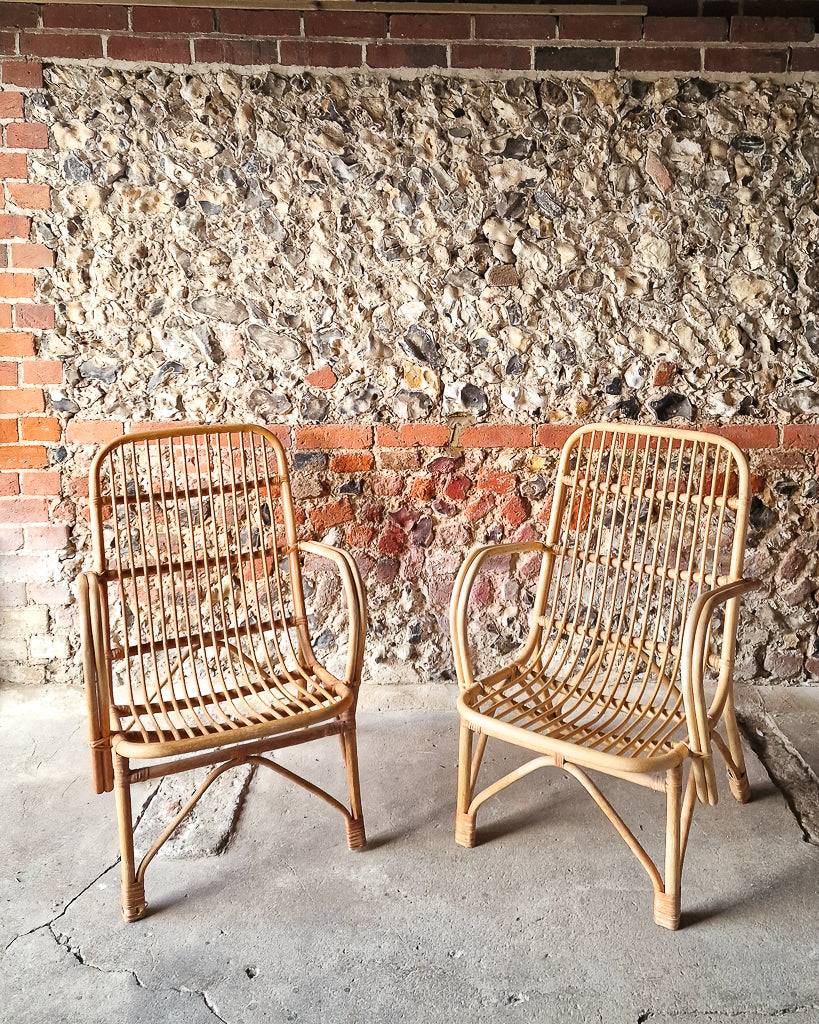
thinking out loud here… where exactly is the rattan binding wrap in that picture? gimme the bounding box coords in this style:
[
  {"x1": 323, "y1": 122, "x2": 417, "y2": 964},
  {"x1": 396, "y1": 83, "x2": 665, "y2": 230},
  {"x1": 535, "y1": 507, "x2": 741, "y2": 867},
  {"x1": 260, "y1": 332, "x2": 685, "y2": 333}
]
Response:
[
  {"x1": 451, "y1": 423, "x2": 761, "y2": 929},
  {"x1": 81, "y1": 424, "x2": 367, "y2": 921}
]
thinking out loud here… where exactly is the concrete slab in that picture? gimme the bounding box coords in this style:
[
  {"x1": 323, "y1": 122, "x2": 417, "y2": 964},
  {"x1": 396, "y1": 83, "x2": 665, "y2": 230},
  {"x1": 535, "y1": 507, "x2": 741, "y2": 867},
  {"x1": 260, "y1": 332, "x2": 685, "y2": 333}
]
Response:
[{"x1": 1, "y1": 685, "x2": 817, "y2": 1024}]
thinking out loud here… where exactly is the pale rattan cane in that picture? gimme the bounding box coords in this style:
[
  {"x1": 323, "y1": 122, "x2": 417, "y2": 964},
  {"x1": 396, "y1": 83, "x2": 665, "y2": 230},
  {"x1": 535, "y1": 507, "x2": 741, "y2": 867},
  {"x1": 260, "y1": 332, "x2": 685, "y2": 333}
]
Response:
[
  {"x1": 451, "y1": 423, "x2": 761, "y2": 929},
  {"x1": 80, "y1": 424, "x2": 367, "y2": 922}
]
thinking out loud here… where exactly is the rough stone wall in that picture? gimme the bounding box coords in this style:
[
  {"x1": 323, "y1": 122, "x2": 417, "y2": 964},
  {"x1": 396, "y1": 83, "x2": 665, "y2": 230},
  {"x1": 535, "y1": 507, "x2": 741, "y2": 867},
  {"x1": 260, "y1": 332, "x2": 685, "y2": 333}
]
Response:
[{"x1": 14, "y1": 65, "x2": 814, "y2": 692}]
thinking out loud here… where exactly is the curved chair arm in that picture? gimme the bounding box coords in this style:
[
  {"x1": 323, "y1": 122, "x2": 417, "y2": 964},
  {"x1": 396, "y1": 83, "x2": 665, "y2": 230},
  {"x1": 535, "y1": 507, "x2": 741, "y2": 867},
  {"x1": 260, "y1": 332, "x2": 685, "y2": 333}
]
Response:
[
  {"x1": 79, "y1": 570, "x2": 113, "y2": 794},
  {"x1": 450, "y1": 541, "x2": 546, "y2": 693},
  {"x1": 298, "y1": 540, "x2": 367, "y2": 693},
  {"x1": 680, "y1": 578, "x2": 763, "y2": 806}
]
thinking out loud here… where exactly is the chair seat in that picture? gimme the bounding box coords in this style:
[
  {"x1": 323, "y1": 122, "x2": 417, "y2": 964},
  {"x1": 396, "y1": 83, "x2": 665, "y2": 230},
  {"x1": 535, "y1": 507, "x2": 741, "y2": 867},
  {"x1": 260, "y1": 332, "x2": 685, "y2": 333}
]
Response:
[
  {"x1": 459, "y1": 658, "x2": 689, "y2": 774},
  {"x1": 112, "y1": 668, "x2": 352, "y2": 759}
]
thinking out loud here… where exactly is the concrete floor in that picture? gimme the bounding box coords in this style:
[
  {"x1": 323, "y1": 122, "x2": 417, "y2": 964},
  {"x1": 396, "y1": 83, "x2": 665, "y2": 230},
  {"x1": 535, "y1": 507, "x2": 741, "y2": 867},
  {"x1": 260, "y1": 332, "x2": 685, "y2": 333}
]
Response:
[{"x1": 1, "y1": 685, "x2": 818, "y2": 1024}]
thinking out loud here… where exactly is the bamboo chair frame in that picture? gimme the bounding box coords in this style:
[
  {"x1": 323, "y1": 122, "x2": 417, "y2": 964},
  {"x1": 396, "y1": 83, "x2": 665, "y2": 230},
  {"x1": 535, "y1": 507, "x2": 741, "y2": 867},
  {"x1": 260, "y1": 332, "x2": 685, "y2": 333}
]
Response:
[
  {"x1": 80, "y1": 424, "x2": 367, "y2": 922},
  {"x1": 451, "y1": 423, "x2": 761, "y2": 929}
]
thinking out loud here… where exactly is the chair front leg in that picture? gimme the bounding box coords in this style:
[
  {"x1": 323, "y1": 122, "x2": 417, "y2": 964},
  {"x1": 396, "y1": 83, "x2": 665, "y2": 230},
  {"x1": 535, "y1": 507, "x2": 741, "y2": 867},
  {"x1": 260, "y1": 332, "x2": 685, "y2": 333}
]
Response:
[
  {"x1": 339, "y1": 722, "x2": 366, "y2": 850},
  {"x1": 455, "y1": 721, "x2": 478, "y2": 847},
  {"x1": 654, "y1": 764, "x2": 682, "y2": 931},
  {"x1": 113, "y1": 752, "x2": 147, "y2": 923}
]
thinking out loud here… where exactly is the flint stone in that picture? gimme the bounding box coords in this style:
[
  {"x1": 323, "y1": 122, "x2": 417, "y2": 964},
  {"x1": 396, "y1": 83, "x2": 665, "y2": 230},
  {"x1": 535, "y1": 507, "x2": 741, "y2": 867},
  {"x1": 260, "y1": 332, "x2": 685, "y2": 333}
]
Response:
[
  {"x1": 246, "y1": 324, "x2": 303, "y2": 361},
  {"x1": 394, "y1": 389, "x2": 434, "y2": 421},
  {"x1": 649, "y1": 392, "x2": 694, "y2": 422},
  {"x1": 247, "y1": 388, "x2": 292, "y2": 420},
  {"x1": 147, "y1": 360, "x2": 184, "y2": 393},
  {"x1": 399, "y1": 326, "x2": 443, "y2": 370},
  {"x1": 301, "y1": 395, "x2": 330, "y2": 422},
  {"x1": 292, "y1": 451, "x2": 327, "y2": 472},
  {"x1": 192, "y1": 296, "x2": 248, "y2": 325},
  {"x1": 79, "y1": 360, "x2": 119, "y2": 383},
  {"x1": 533, "y1": 192, "x2": 564, "y2": 218},
  {"x1": 63, "y1": 155, "x2": 91, "y2": 182},
  {"x1": 50, "y1": 391, "x2": 79, "y2": 414},
  {"x1": 340, "y1": 386, "x2": 378, "y2": 417},
  {"x1": 731, "y1": 134, "x2": 765, "y2": 157}
]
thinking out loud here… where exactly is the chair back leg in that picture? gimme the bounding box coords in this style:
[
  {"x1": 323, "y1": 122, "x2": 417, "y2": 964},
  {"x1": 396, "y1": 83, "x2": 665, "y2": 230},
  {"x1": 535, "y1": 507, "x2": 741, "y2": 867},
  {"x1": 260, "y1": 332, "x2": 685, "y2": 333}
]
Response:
[
  {"x1": 455, "y1": 723, "x2": 478, "y2": 848},
  {"x1": 113, "y1": 752, "x2": 147, "y2": 922},
  {"x1": 654, "y1": 765, "x2": 683, "y2": 931},
  {"x1": 339, "y1": 724, "x2": 366, "y2": 850}
]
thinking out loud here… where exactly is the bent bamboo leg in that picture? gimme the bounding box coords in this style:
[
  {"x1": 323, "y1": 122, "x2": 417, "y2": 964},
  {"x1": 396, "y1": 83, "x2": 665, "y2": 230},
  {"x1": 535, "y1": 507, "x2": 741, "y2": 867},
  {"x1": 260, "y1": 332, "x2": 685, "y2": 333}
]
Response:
[
  {"x1": 456, "y1": 723, "x2": 487, "y2": 847},
  {"x1": 721, "y1": 689, "x2": 751, "y2": 803},
  {"x1": 654, "y1": 764, "x2": 682, "y2": 930},
  {"x1": 113, "y1": 752, "x2": 147, "y2": 923},
  {"x1": 339, "y1": 723, "x2": 366, "y2": 850}
]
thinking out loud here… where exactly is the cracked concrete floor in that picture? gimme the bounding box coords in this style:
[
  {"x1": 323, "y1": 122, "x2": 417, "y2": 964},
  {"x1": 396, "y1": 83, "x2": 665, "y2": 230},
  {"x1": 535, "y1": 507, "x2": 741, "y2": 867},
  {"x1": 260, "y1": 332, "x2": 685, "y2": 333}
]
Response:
[{"x1": 1, "y1": 685, "x2": 818, "y2": 1024}]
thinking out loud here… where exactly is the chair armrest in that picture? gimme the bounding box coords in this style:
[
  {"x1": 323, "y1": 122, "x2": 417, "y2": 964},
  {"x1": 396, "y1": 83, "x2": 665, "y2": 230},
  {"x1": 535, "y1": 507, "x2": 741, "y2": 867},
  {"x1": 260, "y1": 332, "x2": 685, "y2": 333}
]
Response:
[
  {"x1": 79, "y1": 571, "x2": 113, "y2": 794},
  {"x1": 297, "y1": 540, "x2": 367, "y2": 693},
  {"x1": 450, "y1": 541, "x2": 546, "y2": 693},
  {"x1": 680, "y1": 578, "x2": 763, "y2": 806}
]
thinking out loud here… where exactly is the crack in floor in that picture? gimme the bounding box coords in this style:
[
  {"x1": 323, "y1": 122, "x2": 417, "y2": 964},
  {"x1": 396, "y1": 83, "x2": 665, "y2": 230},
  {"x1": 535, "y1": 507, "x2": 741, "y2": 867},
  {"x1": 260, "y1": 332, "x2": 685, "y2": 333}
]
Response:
[{"x1": 636, "y1": 1007, "x2": 819, "y2": 1021}]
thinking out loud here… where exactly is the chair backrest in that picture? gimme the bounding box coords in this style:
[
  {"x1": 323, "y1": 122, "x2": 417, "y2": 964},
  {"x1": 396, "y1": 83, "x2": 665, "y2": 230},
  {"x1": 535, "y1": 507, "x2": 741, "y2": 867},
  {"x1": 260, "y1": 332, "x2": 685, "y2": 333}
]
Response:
[
  {"x1": 88, "y1": 425, "x2": 312, "y2": 743},
  {"x1": 533, "y1": 424, "x2": 752, "y2": 711}
]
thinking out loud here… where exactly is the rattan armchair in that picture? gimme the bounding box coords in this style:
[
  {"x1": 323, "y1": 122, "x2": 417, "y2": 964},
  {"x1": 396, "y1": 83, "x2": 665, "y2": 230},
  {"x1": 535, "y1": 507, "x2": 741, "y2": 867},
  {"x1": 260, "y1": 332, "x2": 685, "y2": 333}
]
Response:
[
  {"x1": 451, "y1": 424, "x2": 761, "y2": 929},
  {"x1": 80, "y1": 424, "x2": 367, "y2": 921}
]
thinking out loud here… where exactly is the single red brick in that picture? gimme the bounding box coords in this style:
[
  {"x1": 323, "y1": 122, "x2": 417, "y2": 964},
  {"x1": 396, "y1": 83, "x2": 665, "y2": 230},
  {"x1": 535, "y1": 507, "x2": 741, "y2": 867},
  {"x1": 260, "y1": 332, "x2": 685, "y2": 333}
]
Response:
[
  {"x1": 1, "y1": 61, "x2": 43, "y2": 87},
  {"x1": 536, "y1": 425, "x2": 577, "y2": 449},
  {"x1": 0, "y1": 92, "x2": 23, "y2": 118},
  {"x1": 20, "y1": 32, "x2": 104, "y2": 59},
  {"x1": 0, "y1": 360, "x2": 16, "y2": 385},
  {"x1": 0, "y1": 308, "x2": 11, "y2": 330},
  {"x1": 372, "y1": 473, "x2": 404, "y2": 497},
  {"x1": 219, "y1": 9, "x2": 301, "y2": 35},
  {"x1": 783, "y1": 425, "x2": 819, "y2": 449},
  {"x1": 791, "y1": 47, "x2": 819, "y2": 72},
  {"x1": 294, "y1": 425, "x2": 372, "y2": 450},
  {"x1": 0, "y1": 272, "x2": 33, "y2": 299},
  {"x1": 704, "y1": 47, "x2": 788, "y2": 72},
  {"x1": 475, "y1": 14, "x2": 555, "y2": 39},
  {"x1": 653, "y1": 361, "x2": 677, "y2": 386},
  {"x1": 464, "y1": 493, "x2": 495, "y2": 522},
  {"x1": 410, "y1": 477, "x2": 435, "y2": 501},
  {"x1": 0, "y1": 330, "x2": 34, "y2": 356},
  {"x1": 0, "y1": 214, "x2": 30, "y2": 238},
  {"x1": 644, "y1": 16, "x2": 727, "y2": 41},
  {"x1": 20, "y1": 415, "x2": 60, "y2": 442},
  {"x1": 559, "y1": 14, "x2": 642, "y2": 40},
  {"x1": 14, "y1": 303, "x2": 54, "y2": 329},
  {"x1": 459, "y1": 425, "x2": 533, "y2": 448},
  {"x1": 132, "y1": 6, "x2": 214, "y2": 32},
  {"x1": 619, "y1": 46, "x2": 701, "y2": 72},
  {"x1": 0, "y1": 32, "x2": 14, "y2": 54},
  {"x1": 0, "y1": 469, "x2": 19, "y2": 495},
  {"x1": 390, "y1": 14, "x2": 470, "y2": 39},
  {"x1": 44, "y1": 4, "x2": 128, "y2": 29},
  {"x1": 730, "y1": 16, "x2": 815, "y2": 43},
  {"x1": 378, "y1": 523, "x2": 406, "y2": 555},
  {"x1": 305, "y1": 11, "x2": 386, "y2": 38},
  {"x1": 280, "y1": 41, "x2": 362, "y2": 67},
  {"x1": 107, "y1": 36, "x2": 192, "y2": 63},
  {"x1": 0, "y1": 416, "x2": 17, "y2": 440},
  {"x1": 347, "y1": 523, "x2": 373, "y2": 549},
  {"x1": 707, "y1": 424, "x2": 778, "y2": 449},
  {"x1": 0, "y1": 5, "x2": 38, "y2": 30},
  {"x1": 66, "y1": 475, "x2": 90, "y2": 498},
  {"x1": 477, "y1": 468, "x2": 517, "y2": 495},
  {"x1": 366, "y1": 42, "x2": 446, "y2": 68},
  {"x1": 52, "y1": 496, "x2": 76, "y2": 523},
  {"x1": 194, "y1": 39, "x2": 279, "y2": 64},
  {"x1": 501, "y1": 495, "x2": 529, "y2": 529},
  {"x1": 376, "y1": 424, "x2": 450, "y2": 448},
  {"x1": 330, "y1": 452, "x2": 374, "y2": 473},
  {"x1": 20, "y1": 469, "x2": 60, "y2": 494},
  {"x1": 305, "y1": 364, "x2": 337, "y2": 390},
  {"x1": 6, "y1": 121, "x2": 47, "y2": 149},
  {"x1": 10, "y1": 243, "x2": 53, "y2": 269},
  {"x1": 0, "y1": 386, "x2": 42, "y2": 413},
  {"x1": 24, "y1": 523, "x2": 69, "y2": 550},
  {"x1": 443, "y1": 475, "x2": 471, "y2": 502},
  {"x1": 0, "y1": 152, "x2": 28, "y2": 178},
  {"x1": 310, "y1": 497, "x2": 354, "y2": 532},
  {"x1": 0, "y1": 445, "x2": 47, "y2": 470},
  {"x1": 65, "y1": 419, "x2": 124, "y2": 444},
  {"x1": 0, "y1": 249, "x2": 6, "y2": 271},
  {"x1": 6, "y1": 183, "x2": 50, "y2": 210},
  {"x1": 0, "y1": 524, "x2": 23, "y2": 550},
  {"x1": 451, "y1": 45, "x2": 531, "y2": 70}
]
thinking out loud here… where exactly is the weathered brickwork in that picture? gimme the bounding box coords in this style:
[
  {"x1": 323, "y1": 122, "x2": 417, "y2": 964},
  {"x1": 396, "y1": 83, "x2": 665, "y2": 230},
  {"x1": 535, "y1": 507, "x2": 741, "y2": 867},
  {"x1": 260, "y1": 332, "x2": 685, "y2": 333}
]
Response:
[{"x1": 0, "y1": 18, "x2": 817, "y2": 690}]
